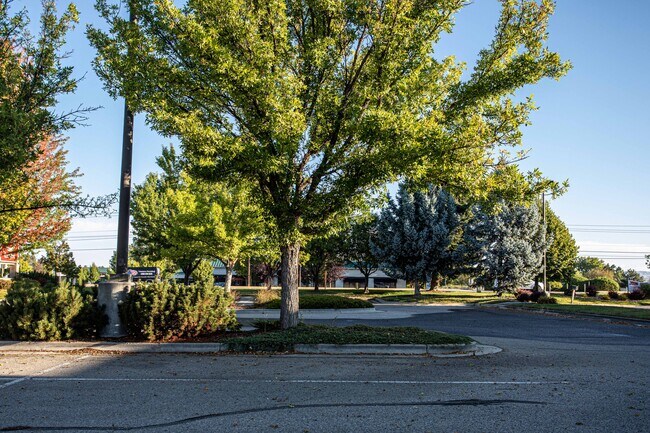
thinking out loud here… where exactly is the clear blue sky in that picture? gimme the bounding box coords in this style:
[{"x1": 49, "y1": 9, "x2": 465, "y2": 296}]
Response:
[{"x1": 12, "y1": 1, "x2": 650, "y2": 272}]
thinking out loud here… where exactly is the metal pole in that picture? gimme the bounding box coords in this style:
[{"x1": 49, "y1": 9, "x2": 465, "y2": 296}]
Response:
[
  {"x1": 542, "y1": 193, "x2": 548, "y2": 296},
  {"x1": 115, "y1": 8, "x2": 136, "y2": 276}
]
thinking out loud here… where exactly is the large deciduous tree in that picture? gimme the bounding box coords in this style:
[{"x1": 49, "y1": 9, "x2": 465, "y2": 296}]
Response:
[
  {"x1": 90, "y1": 0, "x2": 568, "y2": 328},
  {"x1": 0, "y1": 135, "x2": 78, "y2": 251}
]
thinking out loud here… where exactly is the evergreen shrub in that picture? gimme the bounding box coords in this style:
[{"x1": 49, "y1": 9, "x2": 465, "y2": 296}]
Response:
[
  {"x1": 0, "y1": 280, "x2": 106, "y2": 340},
  {"x1": 515, "y1": 289, "x2": 542, "y2": 302},
  {"x1": 17, "y1": 271, "x2": 57, "y2": 287},
  {"x1": 627, "y1": 290, "x2": 645, "y2": 301},
  {"x1": 589, "y1": 277, "x2": 619, "y2": 292},
  {"x1": 120, "y1": 281, "x2": 239, "y2": 340}
]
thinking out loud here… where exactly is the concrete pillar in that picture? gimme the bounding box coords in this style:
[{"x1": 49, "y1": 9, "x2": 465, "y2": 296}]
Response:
[{"x1": 97, "y1": 276, "x2": 132, "y2": 338}]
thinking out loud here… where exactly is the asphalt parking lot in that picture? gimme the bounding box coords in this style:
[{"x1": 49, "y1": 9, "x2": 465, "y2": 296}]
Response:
[{"x1": 1, "y1": 306, "x2": 648, "y2": 432}]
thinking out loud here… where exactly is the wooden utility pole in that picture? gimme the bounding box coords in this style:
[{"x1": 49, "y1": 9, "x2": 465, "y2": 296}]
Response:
[
  {"x1": 247, "y1": 257, "x2": 251, "y2": 287},
  {"x1": 115, "y1": 8, "x2": 136, "y2": 275},
  {"x1": 542, "y1": 193, "x2": 548, "y2": 296}
]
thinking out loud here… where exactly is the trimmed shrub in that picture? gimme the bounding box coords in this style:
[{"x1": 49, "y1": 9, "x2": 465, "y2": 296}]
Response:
[
  {"x1": 599, "y1": 294, "x2": 610, "y2": 301},
  {"x1": 120, "y1": 281, "x2": 239, "y2": 340},
  {"x1": 608, "y1": 290, "x2": 621, "y2": 300},
  {"x1": 515, "y1": 289, "x2": 542, "y2": 303},
  {"x1": 536, "y1": 296, "x2": 558, "y2": 304},
  {"x1": 0, "y1": 280, "x2": 106, "y2": 340},
  {"x1": 627, "y1": 290, "x2": 645, "y2": 301},
  {"x1": 640, "y1": 283, "x2": 650, "y2": 297},
  {"x1": 618, "y1": 293, "x2": 628, "y2": 301},
  {"x1": 589, "y1": 277, "x2": 619, "y2": 292}
]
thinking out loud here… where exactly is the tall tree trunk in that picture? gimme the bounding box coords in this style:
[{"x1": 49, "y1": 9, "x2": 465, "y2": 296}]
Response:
[
  {"x1": 280, "y1": 242, "x2": 300, "y2": 329},
  {"x1": 414, "y1": 279, "x2": 421, "y2": 297},
  {"x1": 224, "y1": 262, "x2": 234, "y2": 294},
  {"x1": 363, "y1": 273, "x2": 370, "y2": 294},
  {"x1": 182, "y1": 264, "x2": 192, "y2": 286}
]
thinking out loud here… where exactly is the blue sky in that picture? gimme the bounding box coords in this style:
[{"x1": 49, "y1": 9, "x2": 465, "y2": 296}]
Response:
[{"x1": 12, "y1": 1, "x2": 650, "y2": 271}]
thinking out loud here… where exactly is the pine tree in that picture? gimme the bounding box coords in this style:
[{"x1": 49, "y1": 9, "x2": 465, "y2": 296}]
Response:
[
  {"x1": 372, "y1": 184, "x2": 460, "y2": 296},
  {"x1": 89, "y1": 263, "x2": 101, "y2": 283},
  {"x1": 39, "y1": 241, "x2": 78, "y2": 279},
  {"x1": 461, "y1": 203, "x2": 545, "y2": 293}
]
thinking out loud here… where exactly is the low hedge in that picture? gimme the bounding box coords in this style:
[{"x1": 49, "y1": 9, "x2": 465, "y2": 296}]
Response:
[
  {"x1": 589, "y1": 277, "x2": 619, "y2": 292},
  {"x1": 257, "y1": 294, "x2": 373, "y2": 309},
  {"x1": 120, "y1": 281, "x2": 239, "y2": 341},
  {"x1": 0, "y1": 280, "x2": 106, "y2": 340}
]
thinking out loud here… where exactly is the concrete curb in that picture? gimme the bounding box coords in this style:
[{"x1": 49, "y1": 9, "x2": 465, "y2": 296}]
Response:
[{"x1": 0, "y1": 341, "x2": 501, "y2": 357}]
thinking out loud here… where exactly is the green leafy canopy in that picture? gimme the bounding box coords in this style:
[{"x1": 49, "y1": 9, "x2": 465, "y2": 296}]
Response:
[{"x1": 88, "y1": 0, "x2": 569, "y2": 243}]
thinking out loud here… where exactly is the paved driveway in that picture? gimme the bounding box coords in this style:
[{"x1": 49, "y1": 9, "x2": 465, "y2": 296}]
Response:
[{"x1": 1, "y1": 305, "x2": 648, "y2": 432}]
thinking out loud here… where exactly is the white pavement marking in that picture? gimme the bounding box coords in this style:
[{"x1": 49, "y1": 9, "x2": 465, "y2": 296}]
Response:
[
  {"x1": 0, "y1": 355, "x2": 91, "y2": 390},
  {"x1": 27, "y1": 377, "x2": 569, "y2": 385}
]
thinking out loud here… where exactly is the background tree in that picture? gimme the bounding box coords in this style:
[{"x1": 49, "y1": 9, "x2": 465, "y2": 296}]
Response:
[
  {"x1": 372, "y1": 184, "x2": 460, "y2": 296},
  {"x1": 372, "y1": 185, "x2": 423, "y2": 296},
  {"x1": 459, "y1": 203, "x2": 545, "y2": 294},
  {"x1": 77, "y1": 266, "x2": 89, "y2": 287},
  {"x1": 39, "y1": 240, "x2": 78, "y2": 278},
  {"x1": 623, "y1": 269, "x2": 644, "y2": 283},
  {"x1": 539, "y1": 205, "x2": 578, "y2": 286},
  {"x1": 131, "y1": 147, "x2": 204, "y2": 285},
  {"x1": 185, "y1": 181, "x2": 265, "y2": 293},
  {"x1": 89, "y1": 263, "x2": 101, "y2": 283},
  {"x1": 341, "y1": 216, "x2": 380, "y2": 293},
  {"x1": 90, "y1": 0, "x2": 568, "y2": 328},
  {"x1": 0, "y1": 134, "x2": 79, "y2": 251},
  {"x1": 420, "y1": 186, "x2": 461, "y2": 290},
  {"x1": 303, "y1": 234, "x2": 343, "y2": 291},
  {"x1": 0, "y1": 1, "x2": 112, "y2": 229},
  {"x1": 576, "y1": 256, "x2": 607, "y2": 278}
]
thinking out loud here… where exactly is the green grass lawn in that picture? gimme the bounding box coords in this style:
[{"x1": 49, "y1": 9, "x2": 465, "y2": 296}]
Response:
[
  {"x1": 551, "y1": 293, "x2": 650, "y2": 306},
  {"x1": 243, "y1": 287, "x2": 511, "y2": 305},
  {"x1": 509, "y1": 303, "x2": 650, "y2": 320},
  {"x1": 352, "y1": 289, "x2": 513, "y2": 304},
  {"x1": 222, "y1": 324, "x2": 472, "y2": 352},
  {"x1": 256, "y1": 294, "x2": 374, "y2": 309}
]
